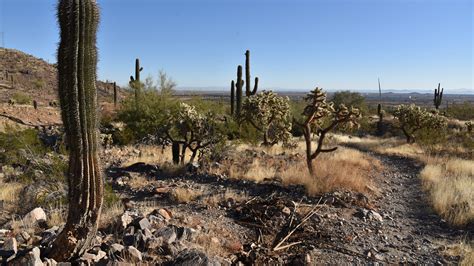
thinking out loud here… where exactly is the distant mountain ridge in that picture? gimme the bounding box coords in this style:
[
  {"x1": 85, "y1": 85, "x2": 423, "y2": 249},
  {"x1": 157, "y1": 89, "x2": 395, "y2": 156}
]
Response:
[{"x1": 175, "y1": 86, "x2": 473, "y2": 95}]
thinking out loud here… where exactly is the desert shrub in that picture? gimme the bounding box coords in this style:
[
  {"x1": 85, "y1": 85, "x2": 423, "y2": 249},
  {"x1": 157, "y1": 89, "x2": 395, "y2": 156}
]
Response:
[
  {"x1": 241, "y1": 91, "x2": 292, "y2": 146},
  {"x1": 161, "y1": 103, "x2": 227, "y2": 164},
  {"x1": 331, "y1": 90, "x2": 368, "y2": 114},
  {"x1": 447, "y1": 102, "x2": 474, "y2": 120},
  {"x1": 32, "y1": 79, "x2": 45, "y2": 90},
  {"x1": 0, "y1": 125, "x2": 67, "y2": 183},
  {"x1": 393, "y1": 104, "x2": 447, "y2": 143},
  {"x1": 11, "y1": 92, "x2": 32, "y2": 105},
  {"x1": 104, "y1": 183, "x2": 120, "y2": 208},
  {"x1": 0, "y1": 125, "x2": 46, "y2": 166},
  {"x1": 117, "y1": 88, "x2": 178, "y2": 143}
]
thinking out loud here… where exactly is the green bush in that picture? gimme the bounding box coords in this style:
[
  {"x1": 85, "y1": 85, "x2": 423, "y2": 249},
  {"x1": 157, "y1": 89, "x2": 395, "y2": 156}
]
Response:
[
  {"x1": 11, "y1": 92, "x2": 32, "y2": 105},
  {"x1": 0, "y1": 125, "x2": 67, "y2": 183}
]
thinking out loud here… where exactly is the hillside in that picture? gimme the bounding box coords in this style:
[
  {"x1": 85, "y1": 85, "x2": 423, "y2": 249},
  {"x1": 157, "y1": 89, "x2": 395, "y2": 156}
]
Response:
[{"x1": 0, "y1": 48, "x2": 123, "y2": 105}]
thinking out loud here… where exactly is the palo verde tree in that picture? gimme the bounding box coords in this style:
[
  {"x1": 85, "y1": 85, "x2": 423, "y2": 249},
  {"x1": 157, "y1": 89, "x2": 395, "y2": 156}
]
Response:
[
  {"x1": 393, "y1": 104, "x2": 447, "y2": 143},
  {"x1": 163, "y1": 103, "x2": 226, "y2": 164},
  {"x1": 241, "y1": 91, "x2": 292, "y2": 146},
  {"x1": 49, "y1": 0, "x2": 103, "y2": 261},
  {"x1": 294, "y1": 87, "x2": 360, "y2": 175}
]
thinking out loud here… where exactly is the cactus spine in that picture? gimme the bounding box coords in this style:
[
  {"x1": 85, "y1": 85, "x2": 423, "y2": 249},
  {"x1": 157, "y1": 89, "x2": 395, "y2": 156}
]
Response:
[
  {"x1": 245, "y1": 50, "x2": 258, "y2": 96},
  {"x1": 434, "y1": 83, "x2": 443, "y2": 110},
  {"x1": 230, "y1": 80, "x2": 235, "y2": 115},
  {"x1": 49, "y1": 0, "x2": 103, "y2": 261},
  {"x1": 130, "y1": 58, "x2": 143, "y2": 108},
  {"x1": 235, "y1": 65, "x2": 244, "y2": 116}
]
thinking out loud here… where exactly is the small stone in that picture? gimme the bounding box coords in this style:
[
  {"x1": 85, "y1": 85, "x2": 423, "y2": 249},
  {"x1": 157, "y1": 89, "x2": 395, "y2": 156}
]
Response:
[
  {"x1": 9, "y1": 247, "x2": 42, "y2": 266},
  {"x1": 158, "y1": 209, "x2": 172, "y2": 221},
  {"x1": 43, "y1": 258, "x2": 58, "y2": 266},
  {"x1": 138, "y1": 217, "x2": 151, "y2": 230},
  {"x1": 121, "y1": 211, "x2": 135, "y2": 229},
  {"x1": 110, "y1": 243, "x2": 125, "y2": 253},
  {"x1": 0, "y1": 237, "x2": 17, "y2": 257},
  {"x1": 124, "y1": 246, "x2": 142, "y2": 262},
  {"x1": 155, "y1": 226, "x2": 177, "y2": 244},
  {"x1": 23, "y1": 207, "x2": 47, "y2": 226},
  {"x1": 20, "y1": 231, "x2": 31, "y2": 242},
  {"x1": 369, "y1": 210, "x2": 383, "y2": 222},
  {"x1": 211, "y1": 237, "x2": 220, "y2": 244},
  {"x1": 282, "y1": 207, "x2": 291, "y2": 216}
]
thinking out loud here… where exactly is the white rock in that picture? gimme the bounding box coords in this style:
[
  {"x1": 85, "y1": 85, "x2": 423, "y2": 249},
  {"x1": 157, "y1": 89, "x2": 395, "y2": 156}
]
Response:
[
  {"x1": 23, "y1": 208, "x2": 47, "y2": 226},
  {"x1": 125, "y1": 246, "x2": 142, "y2": 262}
]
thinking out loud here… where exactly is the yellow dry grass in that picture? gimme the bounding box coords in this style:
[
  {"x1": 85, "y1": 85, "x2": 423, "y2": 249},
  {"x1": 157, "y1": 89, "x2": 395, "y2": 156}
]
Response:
[
  {"x1": 171, "y1": 187, "x2": 203, "y2": 203},
  {"x1": 99, "y1": 201, "x2": 124, "y2": 229},
  {"x1": 0, "y1": 180, "x2": 23, "y2": 205},
  {"x1": 279, "y1": 148, "x2": 382, "y2": 195},
  {"x1": 201, "y1": 189, "x2": 248, "y2": 208},
  {"x1": 420, "y1": 158, "x2": 474, "y2": 226},
  {"x1": 231, "y1": 143, "x2": 383, "y2": 196}
]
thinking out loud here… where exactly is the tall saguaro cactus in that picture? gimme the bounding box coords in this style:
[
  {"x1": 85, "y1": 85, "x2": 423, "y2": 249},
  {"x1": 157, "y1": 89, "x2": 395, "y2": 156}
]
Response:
[
  {"x1": 245, "y1": 50, "x2": 258, "y2": 96},
  {"x1": 49, "y1": 0, "x2": 103, "y2": 261},
  {"x1": 235, "y1": 65, "x2": 244, "y2": 116},
  {"x1": 113, "y1": 81, "x2": 118, "y2": 107},
  {"x1": 434, "y1": 83, "x2": 443, "y2": 110},
  {"x1": 130, "y1": 58, "x2": 143, "y2": 108},
  {"x1": 230, "y1": 80, "x2": 235, "y2": 115}
]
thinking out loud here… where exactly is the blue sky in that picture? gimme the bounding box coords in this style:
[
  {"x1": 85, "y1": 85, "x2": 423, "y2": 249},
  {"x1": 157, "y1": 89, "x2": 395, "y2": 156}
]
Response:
[{"x1": 0, "y1": 0, "x2": 472, "y2": 92}]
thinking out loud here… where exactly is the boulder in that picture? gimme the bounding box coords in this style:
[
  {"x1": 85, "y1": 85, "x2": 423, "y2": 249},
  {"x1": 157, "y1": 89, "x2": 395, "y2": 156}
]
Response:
[
  {"x1": 9, "y1": 247, "x2": 42, "y2": 266},
  {"x1": 173, "y1": 249, "x2": 221, "y2": 266},
  {"x1": 124, "y1": 246, "x2": 142, "y2": 262},
  {"x1": 23, "y1": 207, "x2": 47, "y2": 226},
  {"x1": 0, "y1": 237, "x2": 17, "y2": 257}
]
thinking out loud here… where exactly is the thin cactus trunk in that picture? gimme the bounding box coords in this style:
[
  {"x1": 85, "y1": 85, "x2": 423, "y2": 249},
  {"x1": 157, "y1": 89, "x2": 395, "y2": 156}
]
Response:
[
  {"x1": 235, "y1": 65, "x2": 243, "y2": 117},
  {"x1": 49, "y1": 0, "x2": 103, "y2": 261},
  {"x1": 172, "y1": 142, "x2": 180, "y2": 165},
  {"x1": 113, "y1": 82, "x2": 118, "y2": 107},
  {"x1": 230, "y1": 80, "x2": 235, "y2": 115},
  {"x1": 434, "y1": 83, "x2": 443, "y2": 110}
]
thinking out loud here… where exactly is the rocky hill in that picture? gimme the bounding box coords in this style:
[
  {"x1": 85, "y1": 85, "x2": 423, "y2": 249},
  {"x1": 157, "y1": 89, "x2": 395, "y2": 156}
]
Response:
[{"x1": 0, "y1": 48, "x2": 123, "y2": 105}]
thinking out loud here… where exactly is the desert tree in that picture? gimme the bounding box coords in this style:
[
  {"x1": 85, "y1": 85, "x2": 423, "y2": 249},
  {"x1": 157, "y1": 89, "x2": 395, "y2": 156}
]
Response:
[
  {"x1": 159, "y1": 70, "x2": 177, "y2": 96},
  {"x1": 49, "y1": 0, "x2": 103, "y2": 261},
  {"x1": 393, "y1": 104, "x2": 447, "y2": 143},
  {"x1": 241, "y1": 91, "x2": 292, "y2": 146},
  {"x1": 294, "y1": 87, "x2": 360, "y2": 175},
  {"x1": 163, "y1": 103, "x2": 226, "y2": 164}
]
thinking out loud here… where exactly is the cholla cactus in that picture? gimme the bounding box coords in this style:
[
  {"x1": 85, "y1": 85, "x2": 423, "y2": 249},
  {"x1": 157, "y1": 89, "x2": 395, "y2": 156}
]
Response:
[
  {"x1": 465, "y1": 121, "x2": 472, "y2": 133},
  {"x1": 294, "y1": 87, "x2": 360, "y2": 175},
  {"x1": 165, "y1": 103, "x2": 226, "y2": 164},
  {"x1": 242, "y1": 91, "x2": 292, "y2": 146},
  {"x1": 393, "y1": 104, "x2": 447, "y2": 143}
]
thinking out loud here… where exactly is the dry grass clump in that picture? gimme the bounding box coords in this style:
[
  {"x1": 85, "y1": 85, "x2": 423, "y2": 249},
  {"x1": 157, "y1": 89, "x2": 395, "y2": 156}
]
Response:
[
  {"x1": 171, "y1": 188, "x2": 203, "y2": 203},
  {"x1": 99, "y1": 201, "x2": 124, "y2": 229},
  {"x1": 0, "y1": 180, "x2": 23, "y2": 205},
  {"x1": 420, "y1": 158, "x2": 474, "y2": 226},
  {"x1": 442, "y1": 239, "x2": 474, "y2": 266},
  {"x1": 201, "y1": 189, "x2": 248, "y2": 208},
  {"x1": 280, "y1": 148, "x2": 382, "y2": 195}
]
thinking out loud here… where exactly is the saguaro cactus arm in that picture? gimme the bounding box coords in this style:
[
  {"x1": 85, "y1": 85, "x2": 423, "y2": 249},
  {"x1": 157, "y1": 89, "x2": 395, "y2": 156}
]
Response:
[
  {"x1": 49, "y1": 0, "x2": 103, "y2": 261},
  {"x1": 434, "y1": 83, "x2": 444, "y2": 110}
]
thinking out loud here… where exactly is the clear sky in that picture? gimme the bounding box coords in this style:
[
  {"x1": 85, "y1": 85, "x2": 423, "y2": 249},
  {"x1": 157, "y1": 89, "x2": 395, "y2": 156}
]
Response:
[{"x1": 0, "y1": 0, "x2": 472, "y2": 92}]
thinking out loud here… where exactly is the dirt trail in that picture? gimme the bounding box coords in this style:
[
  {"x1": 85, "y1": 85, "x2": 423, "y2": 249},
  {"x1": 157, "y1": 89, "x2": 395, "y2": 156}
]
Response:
[{"x1": 342, "y1": 145, "x2": 472, "y2": 263}]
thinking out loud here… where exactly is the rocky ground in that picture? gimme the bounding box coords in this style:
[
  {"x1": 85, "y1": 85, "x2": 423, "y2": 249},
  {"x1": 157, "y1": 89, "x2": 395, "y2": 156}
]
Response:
[{"x1": 0, "y1": 141, "x2": 471, "y2": 265}]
